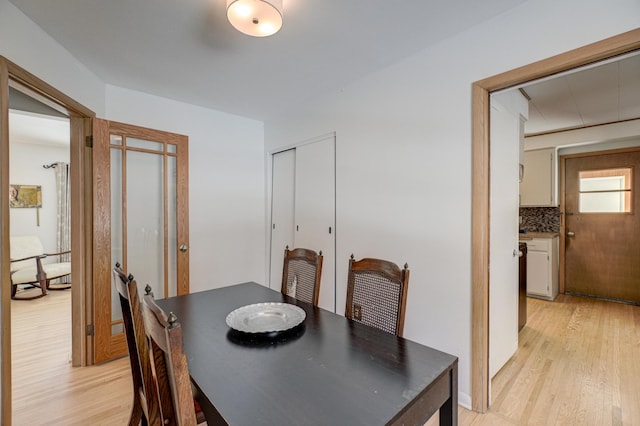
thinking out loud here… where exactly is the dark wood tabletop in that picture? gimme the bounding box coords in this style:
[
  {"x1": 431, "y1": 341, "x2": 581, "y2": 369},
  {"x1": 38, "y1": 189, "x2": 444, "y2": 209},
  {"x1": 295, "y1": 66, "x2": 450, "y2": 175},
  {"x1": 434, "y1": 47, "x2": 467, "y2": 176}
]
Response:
[{"x1": 157, "y1": 282, "x2": 458, "y2": 425}]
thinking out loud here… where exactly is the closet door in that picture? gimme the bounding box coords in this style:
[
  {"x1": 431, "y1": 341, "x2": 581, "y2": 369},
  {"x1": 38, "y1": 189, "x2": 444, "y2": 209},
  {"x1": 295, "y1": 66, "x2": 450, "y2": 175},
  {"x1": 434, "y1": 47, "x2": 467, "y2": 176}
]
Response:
[
  {"x1": 295, "y1": 137, "x2": 335, "y2": 311},
  {"x1": 269, "y1": 149, "x2": 296, "y2": 289},
  {"x1": 269, "y1": 135, "x2": 336, "y2": 311}
]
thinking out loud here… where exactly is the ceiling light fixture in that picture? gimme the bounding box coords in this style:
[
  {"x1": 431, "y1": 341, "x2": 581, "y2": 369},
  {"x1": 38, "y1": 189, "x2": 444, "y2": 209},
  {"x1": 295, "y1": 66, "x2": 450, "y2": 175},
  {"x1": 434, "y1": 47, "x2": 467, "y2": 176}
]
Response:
[{"x1": 226, "y1": 0, "x2": 283, "y2": 37}]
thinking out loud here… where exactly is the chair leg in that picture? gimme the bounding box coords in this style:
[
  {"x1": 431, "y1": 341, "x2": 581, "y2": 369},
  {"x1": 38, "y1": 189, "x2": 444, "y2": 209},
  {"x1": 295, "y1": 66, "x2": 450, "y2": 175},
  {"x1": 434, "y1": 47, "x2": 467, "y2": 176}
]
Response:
[
  {"x1": 10, "y1": 283, "x2": 48, "y2": 300},
  {"x1": 47, "y1": 278, "x2": 72, "y2": 291},
  {"x1": 128, "y1": 398, "x2": 145, "y2": 426}
]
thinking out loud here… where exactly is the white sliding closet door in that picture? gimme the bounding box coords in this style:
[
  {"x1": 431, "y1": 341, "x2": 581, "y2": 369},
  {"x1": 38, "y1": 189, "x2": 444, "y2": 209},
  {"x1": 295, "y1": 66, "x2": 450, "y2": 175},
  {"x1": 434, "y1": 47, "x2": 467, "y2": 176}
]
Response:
[
  {"x1": 295, "y1": 137, "x2": 335, "y2": 311},
  {"x1": 269, "y1": 149, "x2": 296, "y2": 289},
  {"x1": 269, "y1": 135, "x2": 336, "y2": 312}
]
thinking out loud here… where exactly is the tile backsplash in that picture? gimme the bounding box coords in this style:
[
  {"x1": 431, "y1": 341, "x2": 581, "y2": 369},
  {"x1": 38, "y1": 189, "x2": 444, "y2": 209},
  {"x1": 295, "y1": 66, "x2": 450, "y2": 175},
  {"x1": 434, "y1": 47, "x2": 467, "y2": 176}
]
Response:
[{"x1": 519, "y1": 207, "x2": 561, "y2": 232}]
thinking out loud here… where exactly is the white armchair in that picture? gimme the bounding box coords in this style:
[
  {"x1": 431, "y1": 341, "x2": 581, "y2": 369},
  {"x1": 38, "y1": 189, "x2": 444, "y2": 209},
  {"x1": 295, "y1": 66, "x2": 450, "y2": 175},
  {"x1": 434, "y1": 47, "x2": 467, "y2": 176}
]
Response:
[{"x1": 9, "y1": 235, "x2": 71, "y2": 300}]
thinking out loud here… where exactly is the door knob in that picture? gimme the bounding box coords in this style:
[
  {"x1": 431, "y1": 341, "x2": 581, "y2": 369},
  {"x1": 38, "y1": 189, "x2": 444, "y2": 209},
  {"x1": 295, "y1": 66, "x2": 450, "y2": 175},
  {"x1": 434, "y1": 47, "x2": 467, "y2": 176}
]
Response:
[
  {"x1": 179, "y1": 244, "x2": 188, "y2": 252},
  {"x1": 567, "y1": 231, "x2": 575, "y2": 237},
  {"x1": 513, "y1": 249, "x2": 523, "y2": 257}
]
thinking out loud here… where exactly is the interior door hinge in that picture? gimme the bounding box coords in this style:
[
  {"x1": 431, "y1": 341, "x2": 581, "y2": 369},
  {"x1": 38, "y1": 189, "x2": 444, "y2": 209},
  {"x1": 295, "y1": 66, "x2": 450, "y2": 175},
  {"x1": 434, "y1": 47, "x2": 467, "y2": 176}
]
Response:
[
  {"x1": 85, "y1": 135, "x2": 93, "y2": 148},
  {"x1": 87, "y1": 324, "x2": 94, "y2": 336}
]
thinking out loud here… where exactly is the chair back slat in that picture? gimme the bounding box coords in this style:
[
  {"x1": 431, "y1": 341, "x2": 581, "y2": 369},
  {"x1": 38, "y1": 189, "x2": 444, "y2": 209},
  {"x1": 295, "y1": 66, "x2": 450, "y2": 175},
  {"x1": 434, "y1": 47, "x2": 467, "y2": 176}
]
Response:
[
  {"x1": 112, "y1": 264, "x2": 163, "y2": 426},
  {"x1": 281, "y1": 247, "x2": 323, "y2": 306},
  {"x1": 345, "y1": 256, "x2": 409, "y2": 337},
  {"x1": 142, "y1": 291, "x2": 198, "y2": 426}
]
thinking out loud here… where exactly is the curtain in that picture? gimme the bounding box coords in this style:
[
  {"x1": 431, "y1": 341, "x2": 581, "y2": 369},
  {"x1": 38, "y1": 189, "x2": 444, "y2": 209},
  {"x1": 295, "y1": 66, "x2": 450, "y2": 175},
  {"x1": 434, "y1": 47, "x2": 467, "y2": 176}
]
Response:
[{"x1": 55, "y1": 162, "x2": 71, "y2": 284}]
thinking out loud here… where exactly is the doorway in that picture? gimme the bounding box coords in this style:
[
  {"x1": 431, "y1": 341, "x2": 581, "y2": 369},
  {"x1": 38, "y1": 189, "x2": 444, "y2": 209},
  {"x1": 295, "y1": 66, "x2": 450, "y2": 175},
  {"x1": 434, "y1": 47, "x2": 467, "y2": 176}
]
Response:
[
  {"x1": 471, "y1": 29, "x2": 640, "y2": 412},
  {"x1": 1, "y1": 56, "x2": 95, "y2": 425},
  {"x1": 8, "y1": 89, "x2": 74, "y2": 420},
  {"x1": 562, "y1": 148, "x2": 640, "y2": 303}
]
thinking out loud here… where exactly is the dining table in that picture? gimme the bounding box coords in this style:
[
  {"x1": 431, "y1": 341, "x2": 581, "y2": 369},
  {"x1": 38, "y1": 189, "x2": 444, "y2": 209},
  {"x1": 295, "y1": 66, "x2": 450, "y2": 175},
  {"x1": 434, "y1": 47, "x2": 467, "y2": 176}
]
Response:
[{"x1": 156, "y1": 282, "x2": 458, "y2": 425}]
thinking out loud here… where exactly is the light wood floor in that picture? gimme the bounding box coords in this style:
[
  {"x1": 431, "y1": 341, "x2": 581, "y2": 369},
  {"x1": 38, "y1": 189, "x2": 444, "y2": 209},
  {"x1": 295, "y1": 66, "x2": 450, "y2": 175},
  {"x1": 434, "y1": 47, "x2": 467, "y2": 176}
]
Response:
[
  {"x1": 11, "y1": 290, "x2": 640, "y2": 425},
  {"x1": 11, "y1": 289, "x2": 131, "y2": 425}
]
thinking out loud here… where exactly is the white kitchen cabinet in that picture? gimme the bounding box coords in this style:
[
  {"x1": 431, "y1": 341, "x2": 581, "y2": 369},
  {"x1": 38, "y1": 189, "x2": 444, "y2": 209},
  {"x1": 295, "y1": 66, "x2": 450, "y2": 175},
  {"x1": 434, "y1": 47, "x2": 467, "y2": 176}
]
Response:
[
  {"x1": 525, "y1": 237, "x2": 558, "y2": 300},
  {"x1": 520, "y1": 148, "x2": 556, "y2": 206}
]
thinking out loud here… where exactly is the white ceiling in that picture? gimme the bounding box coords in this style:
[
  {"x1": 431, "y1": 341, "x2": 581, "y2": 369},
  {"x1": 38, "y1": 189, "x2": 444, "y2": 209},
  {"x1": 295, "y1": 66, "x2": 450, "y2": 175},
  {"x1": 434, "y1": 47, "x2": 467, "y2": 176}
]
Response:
[
  {"x1": 8, "y1": 0, "x2": 527, "y2": 121},
  {"x1": 522, "y1": 53, "x2": 640, "y2": 135},
  {"x1": 7, "y1": 0, "x2": 639, "y2": 140},
  {"x1": 9, "y1": 110, "x2": 70, "y2": 147}
]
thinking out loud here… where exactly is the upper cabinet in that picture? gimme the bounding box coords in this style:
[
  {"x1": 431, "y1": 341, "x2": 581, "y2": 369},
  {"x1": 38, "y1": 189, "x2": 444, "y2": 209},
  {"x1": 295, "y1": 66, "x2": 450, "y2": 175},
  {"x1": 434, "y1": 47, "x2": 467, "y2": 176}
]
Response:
[{"x1": 520, "y1": 148, "x2": 557, "y2": 206}]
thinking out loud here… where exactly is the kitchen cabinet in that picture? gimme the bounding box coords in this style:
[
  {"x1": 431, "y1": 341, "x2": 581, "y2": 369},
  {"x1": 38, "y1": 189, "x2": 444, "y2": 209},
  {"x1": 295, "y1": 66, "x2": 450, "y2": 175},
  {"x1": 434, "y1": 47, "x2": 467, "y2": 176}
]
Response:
[
  {"x1": 520, "y1": 148, "x2": 556, "y2": 206},
  {"x1": 525, "y1": 236, "x2": 558, "y2": 300}
]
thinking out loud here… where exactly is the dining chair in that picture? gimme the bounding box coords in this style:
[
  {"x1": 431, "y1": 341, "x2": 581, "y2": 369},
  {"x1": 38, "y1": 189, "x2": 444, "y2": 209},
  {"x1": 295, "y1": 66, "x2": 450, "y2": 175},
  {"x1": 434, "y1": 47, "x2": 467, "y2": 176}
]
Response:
[
  {"x1": 112, "y1": 263, "x2": 163, "y2": 426},
  {"x1": 281, "y1": 246, "x2": 323, "y2": 306},
  {"x1": 141, "y1": 288, "x2": 199, "y2": 426},
  {"x1": 345, "y1": 255, "x2": 410, "y2": 337}
]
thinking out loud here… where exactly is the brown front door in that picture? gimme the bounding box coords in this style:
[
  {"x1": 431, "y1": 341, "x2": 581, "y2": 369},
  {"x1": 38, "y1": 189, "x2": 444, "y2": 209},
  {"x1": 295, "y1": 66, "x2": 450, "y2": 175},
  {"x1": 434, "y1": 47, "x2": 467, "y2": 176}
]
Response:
[
  {"x1": 92, "y1": 119, "x2": 190, "y2": 363},
  {"x1": 564, "y1": 148, "x2": 640, "y2": 303}
]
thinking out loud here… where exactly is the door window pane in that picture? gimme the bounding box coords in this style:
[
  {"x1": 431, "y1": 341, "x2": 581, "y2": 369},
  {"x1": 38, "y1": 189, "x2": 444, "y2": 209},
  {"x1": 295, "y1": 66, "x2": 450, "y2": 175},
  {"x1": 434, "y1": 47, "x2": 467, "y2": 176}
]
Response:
[
  {"x1": 127, "y1": 150, "x2": 165, "y2": 298},
  {"x1": 127, "y1": 137, "x2": 164, "y2": 152},
  {"x1": 110, "y1": 148, "x2": 123, "y2": 330},
  {"x1": 110, "y1": 135, "x2": 123, "y2": 146},
  {"x1": 167, "y1": 156, "x2": 177, "y2": 298},
  {"x1": 579, "y1": 168, "x2": 632, "y2": 213}
]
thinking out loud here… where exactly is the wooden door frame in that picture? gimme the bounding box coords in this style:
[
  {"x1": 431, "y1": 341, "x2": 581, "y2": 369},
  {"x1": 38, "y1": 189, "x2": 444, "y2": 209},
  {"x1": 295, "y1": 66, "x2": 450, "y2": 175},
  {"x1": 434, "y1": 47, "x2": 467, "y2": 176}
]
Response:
[
  {"x1": 1, "y1": 56, "x2": 95, "y2": 425},
  {"x1": 471, "y1": 28, "x2": 640, "y2": 412},
  {"x1": 92, "y1": 119, "x2": 190, "y2": 364}
]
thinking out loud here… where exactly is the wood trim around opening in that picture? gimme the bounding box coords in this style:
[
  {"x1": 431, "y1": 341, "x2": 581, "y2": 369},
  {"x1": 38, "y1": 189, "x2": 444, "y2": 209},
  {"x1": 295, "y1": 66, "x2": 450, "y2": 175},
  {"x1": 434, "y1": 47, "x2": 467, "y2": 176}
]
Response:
[
  {"x1": 1, "y1": 55, "x2": 96, "y2": 424},
  {"x1": 1, "y1": 56, "x2": 13, "y2": 426},
  {"x1": 471, "y1": 29, "x2": 640, "y2": 413}
]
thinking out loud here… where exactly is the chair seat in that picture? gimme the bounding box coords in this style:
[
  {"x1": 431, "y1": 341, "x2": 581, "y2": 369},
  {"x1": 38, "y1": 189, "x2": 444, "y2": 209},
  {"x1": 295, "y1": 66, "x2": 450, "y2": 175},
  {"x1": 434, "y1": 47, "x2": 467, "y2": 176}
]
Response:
[
  {"x1": 10, "y1": 235, "x2": 71, "y2": 300},
  {"x1": 11, "y1": 262, "x2": 71, "y2": 284},
  {"x1": 11, "y1": 267, "x2": 41, "y2": 285},
  {"x1": 42, "y1": 262, "x2": 71, "y2": 280}
]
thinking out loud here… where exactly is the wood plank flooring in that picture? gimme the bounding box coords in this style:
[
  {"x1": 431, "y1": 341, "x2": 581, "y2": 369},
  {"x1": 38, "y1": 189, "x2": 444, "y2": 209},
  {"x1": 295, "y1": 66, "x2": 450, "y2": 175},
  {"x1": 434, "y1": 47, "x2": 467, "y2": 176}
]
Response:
[
  {"x1": 11, "y1": 290, "x2": 640, "y2": 425},
  {"x1": 11, "y1": 289, "x2": 131, "y2": 425}
]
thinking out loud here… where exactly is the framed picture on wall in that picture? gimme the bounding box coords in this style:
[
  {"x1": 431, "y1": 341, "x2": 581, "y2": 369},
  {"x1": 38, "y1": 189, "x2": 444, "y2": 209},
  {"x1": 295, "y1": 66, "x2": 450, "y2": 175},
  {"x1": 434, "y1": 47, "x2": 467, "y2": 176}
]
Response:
[{"x1": 9, "y1": 184, "x2": 42, "y2": 208}]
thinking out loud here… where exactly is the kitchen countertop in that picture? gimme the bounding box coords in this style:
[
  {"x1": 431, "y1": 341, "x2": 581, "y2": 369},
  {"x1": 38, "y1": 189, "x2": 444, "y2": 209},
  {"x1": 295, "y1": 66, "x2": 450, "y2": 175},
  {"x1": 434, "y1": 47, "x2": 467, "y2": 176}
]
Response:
[{"x1": 519, "y1": 231, "x2": 560, "y2": 240}]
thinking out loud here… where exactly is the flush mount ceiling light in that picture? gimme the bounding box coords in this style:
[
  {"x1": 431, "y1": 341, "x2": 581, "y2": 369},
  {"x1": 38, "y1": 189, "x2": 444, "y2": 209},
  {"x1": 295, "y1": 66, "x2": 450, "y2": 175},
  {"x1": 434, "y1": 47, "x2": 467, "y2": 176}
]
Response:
[{"x1": 226, "y1": 0, "x2": 283, "y2": 37}]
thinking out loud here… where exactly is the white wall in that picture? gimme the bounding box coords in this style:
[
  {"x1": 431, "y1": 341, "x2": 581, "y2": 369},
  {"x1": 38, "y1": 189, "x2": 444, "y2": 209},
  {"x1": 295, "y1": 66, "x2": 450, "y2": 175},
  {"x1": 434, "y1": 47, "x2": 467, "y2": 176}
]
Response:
[
  {"x1": 264, "y1": 0, "x2": 640, "y2": 407},
  {"x1": 105, "y1": 86, "x2": 266, "y2": 292},
  {"x1": 1, "y1": 4, "x2": 266, "y2": 416},
  {"x1": 9, "y1": 131, "x2": 70, "y2": 252},
  {"x1": 1, "y1": 0, "x2": 267, "y2": 292},
  {"x1": 0, "y1": 0, "x2": 105, "y2": 116},
  {"x1": 2, "y1": 0, "x2": 639, "y2": 413}
]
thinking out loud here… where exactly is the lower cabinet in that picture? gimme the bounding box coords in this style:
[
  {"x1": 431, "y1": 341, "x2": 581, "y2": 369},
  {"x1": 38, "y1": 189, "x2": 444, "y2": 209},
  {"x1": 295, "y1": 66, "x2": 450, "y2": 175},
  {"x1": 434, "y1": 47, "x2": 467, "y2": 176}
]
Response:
[{"x1": 526, "y1": 237, "x2": 559, "y2": 300}]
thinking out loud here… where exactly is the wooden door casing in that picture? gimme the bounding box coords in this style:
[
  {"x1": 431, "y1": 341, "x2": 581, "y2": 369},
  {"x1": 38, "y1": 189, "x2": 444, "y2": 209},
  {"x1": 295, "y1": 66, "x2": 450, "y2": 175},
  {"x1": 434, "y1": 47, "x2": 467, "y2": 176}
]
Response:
[
  {"x1": 93, "y1": 119, "x2": 189, "y2": 363},
  {"x1": 563, "y1": 148, "x2": 640, "y2": 303}
]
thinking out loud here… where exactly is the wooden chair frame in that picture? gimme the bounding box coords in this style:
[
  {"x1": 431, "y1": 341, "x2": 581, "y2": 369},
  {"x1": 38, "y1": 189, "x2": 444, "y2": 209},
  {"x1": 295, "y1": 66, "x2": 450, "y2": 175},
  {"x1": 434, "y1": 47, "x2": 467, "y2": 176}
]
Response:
[
  {"x1": 345, "y1": 255, "x2": 410, "y2": 337},
  {"x1": 112, "y1": 263, "x2": 162, "y2": 426},
  {"x1": 141, "y1": 289, "x2": 198, "y2": 426},
  {"x1": 281, "y1": 246, "x2": 323, "y2": 307}
]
